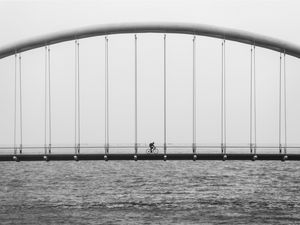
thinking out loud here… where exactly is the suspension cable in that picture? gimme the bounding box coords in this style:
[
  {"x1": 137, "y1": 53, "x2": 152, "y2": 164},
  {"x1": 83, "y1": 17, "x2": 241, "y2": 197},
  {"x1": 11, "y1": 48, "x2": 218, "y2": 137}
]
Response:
[
  {"x1": 224, "y1": 40, "x2": 226, "y2": 152},
  {"x1": 221, "y1": 41, "x2": 224, "y2": 152},
  {"x1": 74, "y1": 40, "x2": 78, "y2": 154},
  {"x1": 19, "y1": 54, "x2": 22, "y2": 153},
  {"x1": 284, "y1": 51, "x2": 287, "y2": 154},
  {"x1": 279, "y1": 53, "x2": 282, "y2": 153},
  {"x1": 77, "y1": 40, "x2": 80, "y2": 153},
  {"x1": 105, "y1": 36, "x2": 109, "y2": 154},
  {"x1": 250, "y1": 46, "x2": 253, "y2": 152},
  {"x1": 250, "y1": 45, "x2": 257, "y2": 154},
  {"x1": 104, "y1": 37, "x2": 106, "y2": 153},
  {"x1": 164, "y1": 34, "x2": 167, "y2": 155},
  {"x1": 48, "y1": 46, "x2": 52, "y2": 154},
  {"x1": 44, "y1": 46, "x2": 48, "y2": 154},
  {"x1": 192, "y1": 35, "x2": 196, "y2": 153},
  {"x1": 253, "y1": 45, "x2": 257, "y2": 154},
  {"x1": 106, "y1": 37, "x2": 109, "y2": 154},
  {"x1": 14, "y1": 53, "x2": 17, "y2": 155},
  {"x1": 134, "y1": 34, "x2": 138, "y2": 154},
  {"x1": 221, "y1": 39, "x2": 226, "y2": 154}
]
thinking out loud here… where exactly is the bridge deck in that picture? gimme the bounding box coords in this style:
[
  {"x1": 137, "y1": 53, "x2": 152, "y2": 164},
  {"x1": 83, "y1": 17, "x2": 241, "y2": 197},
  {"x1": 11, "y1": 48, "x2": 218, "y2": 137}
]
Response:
[{"x1": 1, "y1": 153, "x2": 299, "y2": 161}]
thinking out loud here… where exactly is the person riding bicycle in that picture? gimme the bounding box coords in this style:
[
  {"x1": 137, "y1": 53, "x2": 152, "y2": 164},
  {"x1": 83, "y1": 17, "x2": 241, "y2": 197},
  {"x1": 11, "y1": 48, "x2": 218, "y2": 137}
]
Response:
[{"x1": 149, "y1": 142, "x2": 155, "y2": 153}]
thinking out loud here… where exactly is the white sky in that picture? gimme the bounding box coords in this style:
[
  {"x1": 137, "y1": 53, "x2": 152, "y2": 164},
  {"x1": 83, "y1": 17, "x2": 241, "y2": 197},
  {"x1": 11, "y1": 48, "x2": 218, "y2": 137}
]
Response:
[
  {"x1": 1, "y1": 0, "x2": 300, "y2": 45},
  {"x1": 0, "y1": 0, "x2": 300, "y2": 151}
]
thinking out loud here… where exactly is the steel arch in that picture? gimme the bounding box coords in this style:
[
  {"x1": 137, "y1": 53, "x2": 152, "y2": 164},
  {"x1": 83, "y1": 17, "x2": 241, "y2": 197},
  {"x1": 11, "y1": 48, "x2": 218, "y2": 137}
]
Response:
[{"x1": 0, "y1": 22, "x2": 300, "y2": 59}]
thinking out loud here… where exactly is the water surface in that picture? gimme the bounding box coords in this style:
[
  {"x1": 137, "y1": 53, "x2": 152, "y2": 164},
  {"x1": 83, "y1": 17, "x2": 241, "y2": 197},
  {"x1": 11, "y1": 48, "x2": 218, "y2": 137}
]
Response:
[{"x1": 0, "y1": 161, "x2": 299, "y2": 224}]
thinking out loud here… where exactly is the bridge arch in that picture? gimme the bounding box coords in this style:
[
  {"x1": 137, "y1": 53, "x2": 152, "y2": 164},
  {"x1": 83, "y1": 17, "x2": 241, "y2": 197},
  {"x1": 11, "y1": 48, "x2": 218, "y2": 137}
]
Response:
[
  {"x1": 0, "y1": 22, "x2": 300, "y2": 161},
  {"x1": 0, "y1": 22, "x2": 300, "y2": 59}
]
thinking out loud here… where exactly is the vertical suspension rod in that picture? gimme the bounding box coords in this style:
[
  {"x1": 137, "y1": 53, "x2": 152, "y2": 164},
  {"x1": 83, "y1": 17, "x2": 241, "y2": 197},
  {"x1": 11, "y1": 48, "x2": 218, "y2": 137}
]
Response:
[
  {"x1": 192, "y1": 36, "x2": 196, "y2": 154},
  {"x1": 14, "y1": 53, "x2": 17, "y2": 155},
  {"x1": 74, "y1": 40, "x2": 78, "y2": 154},
  {"x1": 77, "y1": 41, "x2": 80, "y2": 154},
  {"x1": 253, "y1": 45, "x2": 257, "y2": 154},
  {"x1": 105, "y1": 36, "x2": 109, "y2": 155},
  {"x1": 250, "y1": 45, "x2": 257, "y2": 155},
  {"x1": 221, "y1": 41, "x2": 223, "y2": 153},
  {"x1": 224, "y1": 40, "x2": 227, "y2": 154},
  {"x1": 163, "y1": 34, "x2": 167, "y2": 155},
  {"x1": 283, "y1": 52, "x2": 287, "y2": 155},
  {"x1": 48, "y1": 46, "x2": 52, "y2": 154},
  {"x1": 250, "y1": 46, "x2": 253, "y2": 153},
  {"x1": 19, "y1": 54, "x2": 23, "y2": 154},
  {"x1": 279, "y1": 53, "x2": 282, "y2": 153},
  {"x1": 74, "y1": 40, "x2": 80, "y2": 154},
  {"x1": 221, "y1": 40, "x2": 226, "y2": 154},
  {"x1": 134, "y1": 34, "x2": 138, "y2": 154},
  {"x1": 44, "y1": 46, "x2": 48, "y2": 155}
]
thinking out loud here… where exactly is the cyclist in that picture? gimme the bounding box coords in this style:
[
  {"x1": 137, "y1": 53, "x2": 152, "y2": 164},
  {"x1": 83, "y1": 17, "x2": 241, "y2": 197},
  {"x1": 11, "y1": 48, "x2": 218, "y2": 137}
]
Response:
[{"x1": 149, "y1": 142, "x2": 155, "y2": 153}]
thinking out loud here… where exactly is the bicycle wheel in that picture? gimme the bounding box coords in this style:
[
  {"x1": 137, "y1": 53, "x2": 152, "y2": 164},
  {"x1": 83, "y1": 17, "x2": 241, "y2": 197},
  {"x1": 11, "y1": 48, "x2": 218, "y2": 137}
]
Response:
[
  {"x1": 153, "y1": 148, "x2": 158, "y2": 154},
  {"x1": 146, "y1": 149, "x2": 151, "y2": 154}
]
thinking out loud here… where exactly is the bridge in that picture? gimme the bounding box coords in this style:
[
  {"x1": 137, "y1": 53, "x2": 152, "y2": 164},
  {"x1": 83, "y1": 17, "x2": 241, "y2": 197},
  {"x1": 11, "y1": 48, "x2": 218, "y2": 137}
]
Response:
[{"x1": 0, "y1": 22, "x2": 300, "y2": 161}]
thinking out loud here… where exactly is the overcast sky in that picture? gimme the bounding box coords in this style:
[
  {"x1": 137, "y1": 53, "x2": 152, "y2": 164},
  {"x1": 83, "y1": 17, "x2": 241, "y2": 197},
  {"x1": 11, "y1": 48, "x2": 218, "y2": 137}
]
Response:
[
  {"x1": 1, "y1": 0, "x2": 300, "y2": 45},
  {"x1": 0, "y1": 0, "x2": 300, "y2": 152}
]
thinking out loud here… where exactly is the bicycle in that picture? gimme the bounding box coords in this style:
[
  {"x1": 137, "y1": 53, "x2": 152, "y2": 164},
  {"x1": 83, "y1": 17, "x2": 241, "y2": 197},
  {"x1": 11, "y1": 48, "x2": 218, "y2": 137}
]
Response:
[{"x1": 146, "y1": 146, "x2": 158, "y2": 154}]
